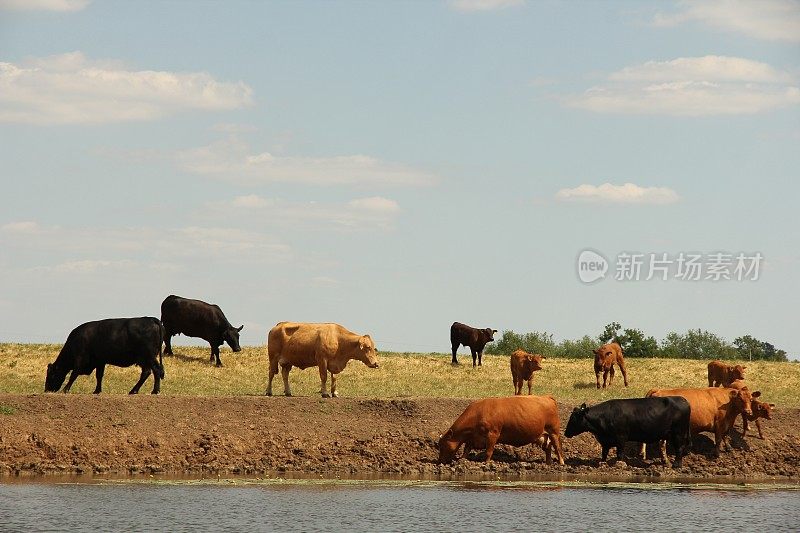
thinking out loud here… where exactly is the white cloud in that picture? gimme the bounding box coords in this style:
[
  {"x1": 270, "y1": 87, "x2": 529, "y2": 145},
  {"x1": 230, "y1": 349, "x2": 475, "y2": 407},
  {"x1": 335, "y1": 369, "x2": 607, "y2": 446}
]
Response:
[
  {"x1": 654, "y1": 0, "x2": 800, "y2": 43},
  {"x1": 177, "y1": 137, "x2": 437, "y2": 186},
  {"x1": 0, "y1": 222, "x2": 292, "y2": 266},
  {"x1": 348, "y1": 196, "x2": 401, "y2": 213},
  {"x1": 0, "y1": 0, "x2": 89, "y2": 11},
  {"x1": 569, "y1": 55, "x2": 800, "y2": 116},
  {"x1": 448, "y1": 0, "x2": 524, "y2": 12},
  {"x1": 311, "y1": 276, "x2": 342, "y2": 288},
  {"x1": 210, "y1": 195, "x2": 403, "y2": 230},
  {"x1": 1, "y1": 220, "x2": 42, "y2": 233},
  {"x1": 0, "y1": 52, "x2": 253, "y2": 124},
  {"x1": 556, "y1": 183, "x2": 680, "y2": 204}
]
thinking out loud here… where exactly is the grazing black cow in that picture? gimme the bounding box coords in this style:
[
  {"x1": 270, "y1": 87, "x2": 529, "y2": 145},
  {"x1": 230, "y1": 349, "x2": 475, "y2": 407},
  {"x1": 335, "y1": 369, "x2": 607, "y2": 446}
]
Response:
[
  {"x1": 160, "y1": 295, "x2": 243, "y2": 367},
  {"x1": 450, "y1": 322, "x2": 497, "y2": 367},
  {"x1": 45, "y1": 317, "x2": 165, "y2": 395},
  {"x1": 564, "y1": 397, "x2": 691, "y2": 468}
]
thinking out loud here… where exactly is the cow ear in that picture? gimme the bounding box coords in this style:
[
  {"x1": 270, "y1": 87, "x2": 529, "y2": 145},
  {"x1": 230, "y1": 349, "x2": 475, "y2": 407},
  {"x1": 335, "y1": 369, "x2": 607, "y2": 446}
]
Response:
[
  {"x1": 580, "y1": 403, "x2": 587, "y2": 410},
  {"x1": 237, "y1": 325, "x2": 244, "y2": 332},
  {"x1": 729, "y1": 390, "x2": 738, "y2": 399},
  {"x1": 493, "y1": 329, "x2": 497, "y2": 333},
  {"x1": 752, "y1": 391, "x2": 761, "y2": 398}
]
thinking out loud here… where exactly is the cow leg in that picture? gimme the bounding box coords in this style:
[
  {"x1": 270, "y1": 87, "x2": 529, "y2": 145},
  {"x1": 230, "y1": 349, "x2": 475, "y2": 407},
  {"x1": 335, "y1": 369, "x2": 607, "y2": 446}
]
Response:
[
  {"x1": 608, "y1": 366, "x2": 615, "y2": 386},
  {"x1": 62, "y1": 370, "x2": 80, "y2": 393},
  {"x1": 550, "y1": 433, "x2": 565, "y2": 466},
  {"x1": 318, "y1": 361, "x2": 330, "y2": 398},
  {"x1": 484, "y1": 430, "x2": 500, "y2": 462},
  {"x1": 471, "y1": 349, "x2": 477, "y2": 368},
  {"x1": 601, "y1": 444, "x2": 610, "y2": 463},
  {"x1": 93, "y1": 365, "x2": 105, "y2": 394},
  {"x1": 150, "y1": 363, "x2": 161, "y2": 394},
  {"x1": 659, "y1": 440, "x2": 671, "y2": 467},
  {"x1": 618, "y1": 361, "x2": 629, "y2": 387},
  {"x1": 211, "y1": 345, "x2": 222, "y2": 367},
  {"x1": 754, "y1": 419, "x2": 765, "y2": 440},
  {"x1": 451, "y1": 343, "x2": 459, "y2": 365},
  {"x1": 602, "y1": 369, "x2": 609, "y2": 388},
  {"x1": 595, "y1": 370, "x2": 601, "y2": 389},
  {"x1": 741, "y1": 415, "x2": 749, "y2": 438},
  {"x1": 281, "y1": 364, "x2": 292, "y2": 397},
  {"x1": 462, "y1": 442, "x2": 472, "y2": 461},
  {"x1": 266, "y1": 356, "x2": 279, "y2": 396},
  {"x1": 129, "y1": 367, "x2": 151, "y2": 394},
  {"x1": 164, "y1": 334, "x2": 173, "y2": 356},
  {"x1": 477, "y1": 350, "x2": 482, "y2": 367},
  {"x1": 527, "y1": 378, "x2": 533, "y2": 395},
  {"x1": 330, "y1": 372, "x2": 339, "y2": 398},
  {"x1": 513, "y1": 378, "x2": 520, "y2": 395}
]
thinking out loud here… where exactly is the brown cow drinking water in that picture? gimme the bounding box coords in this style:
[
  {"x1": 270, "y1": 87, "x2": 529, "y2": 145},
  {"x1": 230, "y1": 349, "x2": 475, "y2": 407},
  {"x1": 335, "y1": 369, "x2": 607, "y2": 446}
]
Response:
[
  {"x1": 510, "y1": 349, "x2": 545, "y2": 395},
  {"x1": 707, "y1": 360, "x2": 746, "y2": 387},
  {"x1": 265, "y1": 322, "x2": 379, "y2": 398},
  {"x1": 438, "y1": 395, "x2": 564, "y2": 465},
  {"x1": 593, "y1": 341, "x2": 628, "y2": 389}
]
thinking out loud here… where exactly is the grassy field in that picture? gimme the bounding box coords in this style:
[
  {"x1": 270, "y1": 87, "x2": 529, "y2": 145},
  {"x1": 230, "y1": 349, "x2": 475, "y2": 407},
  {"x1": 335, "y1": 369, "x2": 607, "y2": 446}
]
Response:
[{"x1": 1, "y1": 343, "x2": 798, "y2": 406}]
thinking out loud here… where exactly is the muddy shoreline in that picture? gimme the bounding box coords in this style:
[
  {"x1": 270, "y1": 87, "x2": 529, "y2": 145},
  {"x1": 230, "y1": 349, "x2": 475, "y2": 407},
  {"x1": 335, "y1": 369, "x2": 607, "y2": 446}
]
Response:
[{"x1": 1, "y1": 395, "x2": 798, "y2": 482}]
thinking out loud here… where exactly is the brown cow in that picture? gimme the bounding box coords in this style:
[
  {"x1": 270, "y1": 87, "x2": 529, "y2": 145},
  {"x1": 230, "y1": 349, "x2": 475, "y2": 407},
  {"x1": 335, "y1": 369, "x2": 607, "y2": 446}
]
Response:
[
  {"x1": 593, "y1": 342, "x2": 628, "y2": 389},
  {"x1": 265, "y1": 322, "x2": 379, "y2": 398},
  {"x1": 510, "y1": 349, "x2": 545, "y2": 395},
  {"x1": 729, "y1": 380, "x2": 775, "y2": 440},
  {"x1": 438, "y1": 395, "x2": 564, "y2": 465},
  {"x1": 707, "y1": 360, "x2": 746, "y2": 387},
  {"x1": 645, "y1": 387, "x2": 758, "y2": 456}
]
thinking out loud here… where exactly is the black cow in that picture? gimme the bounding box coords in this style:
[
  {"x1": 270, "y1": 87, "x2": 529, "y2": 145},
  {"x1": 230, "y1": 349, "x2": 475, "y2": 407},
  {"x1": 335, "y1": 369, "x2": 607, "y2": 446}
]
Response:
[
  {"x1": 564, "y1": 397, "x2": 691, "y2": 468},
  {"x1": 161, "y1": 295, "x2": 243, "y2": 367},
  {"x1": 45, "y1": 317, "x2": 165, "y2": 395},
  {"x1": 450, "y1": 322, "x2": 497, "y2": 367}
]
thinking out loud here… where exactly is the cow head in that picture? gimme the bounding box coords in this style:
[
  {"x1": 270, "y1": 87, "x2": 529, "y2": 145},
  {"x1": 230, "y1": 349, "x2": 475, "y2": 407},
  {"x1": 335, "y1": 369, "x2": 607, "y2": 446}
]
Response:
[
  {"x1": 593, "y1": 346, "x2": 616, "y2": 370},
  {"x1": 564, "y1": 403, "x2": 589, "y2": 438},
  {"x1": 223, "y1": 324, "x2": 244, "y2": 352},
  {"x1": 357, "y1": 335, "x2": 379, "y2": 368},
  {"x1": 730, "y1": 364, "x2": 746, "y2": 381},
  {"x1": 484, "y1": 328, "x2": 497, "y2": 342},
  {"x1": 753, "y1": 399, "x2": 775, "y2": 420},
  {"x1": 525, "y1": 353, "x2": 545, "y2": 373},
  {"x1": 729, "y1": 388, "x2": 759, "y2": 417},
  {"x1": 44, "y1": 362, "x2": 68, "y2": 392},
  {"x1": 437, "y1": 429, "x2": 458, "y2": 463}
]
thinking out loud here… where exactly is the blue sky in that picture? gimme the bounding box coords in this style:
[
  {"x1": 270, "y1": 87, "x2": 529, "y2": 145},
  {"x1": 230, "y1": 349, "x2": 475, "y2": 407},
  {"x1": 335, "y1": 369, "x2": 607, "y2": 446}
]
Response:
[{"x1": 1, "y1": 0, "x2": 798, "y2": 358}]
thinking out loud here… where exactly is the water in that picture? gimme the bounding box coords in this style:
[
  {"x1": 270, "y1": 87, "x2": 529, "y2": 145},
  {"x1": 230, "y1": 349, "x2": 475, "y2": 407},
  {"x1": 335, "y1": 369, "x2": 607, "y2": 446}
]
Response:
[{"x1": 0, "y1": 480, "x2": 798, "y2": 532}]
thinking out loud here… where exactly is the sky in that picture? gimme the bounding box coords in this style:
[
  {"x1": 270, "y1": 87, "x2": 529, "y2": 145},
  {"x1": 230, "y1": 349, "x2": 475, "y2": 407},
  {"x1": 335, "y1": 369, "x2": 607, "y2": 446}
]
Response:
[{"x1": 1, "y1": 0, "x2": 798, "y2": 358}]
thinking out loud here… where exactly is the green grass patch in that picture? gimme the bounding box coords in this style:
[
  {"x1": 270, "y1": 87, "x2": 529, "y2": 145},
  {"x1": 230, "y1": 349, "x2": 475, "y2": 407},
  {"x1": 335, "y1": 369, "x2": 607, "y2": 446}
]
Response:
[
  {"x1": 0, "y1": 404, "x2": 16, "y2": 415},
  {"x1": 1, "y1": 343, "x2": 798, "y2": 407}
]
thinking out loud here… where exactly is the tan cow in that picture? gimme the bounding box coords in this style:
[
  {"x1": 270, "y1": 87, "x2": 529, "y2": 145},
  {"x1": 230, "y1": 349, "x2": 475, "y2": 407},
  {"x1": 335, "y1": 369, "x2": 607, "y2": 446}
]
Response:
[
  {"x1": 644, "y1": 387, "x2": 758, "y2": 456},
  {"x1": 438, "y1": 395, "x2": 564, "y2": 465},
  {"x1": 510, "y1": 349, "x2": 545, "y2": 395},
  {"x1": 265, "y1": 322, "x2": 379, "y2": 398},
  {"x1": 593, "y1": 342, "x2": 628, "y2": 389},
  {"x1": 729, "y1": 380, "x2": 775, "y2": 440},
  {"x1": 707, "y1": 360, "x2": 746, "y2": 387}
]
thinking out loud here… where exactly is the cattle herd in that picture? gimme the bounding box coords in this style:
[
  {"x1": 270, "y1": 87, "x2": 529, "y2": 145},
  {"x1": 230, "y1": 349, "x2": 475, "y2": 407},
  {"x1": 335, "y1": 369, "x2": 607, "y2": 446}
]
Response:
[{"x1": 42, "y1": 298, "x2": 776, "y2": 470}]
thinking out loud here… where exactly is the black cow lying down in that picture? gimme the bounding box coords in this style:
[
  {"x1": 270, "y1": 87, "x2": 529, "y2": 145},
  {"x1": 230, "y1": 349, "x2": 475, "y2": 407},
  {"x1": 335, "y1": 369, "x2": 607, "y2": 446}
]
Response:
[
  {"x1": 45, "y1": 317, "x2": 165, "y2": 395},
  {"x1": 450, "y1": 322, "x2": 497, "y2": 367},
  {"x1": 161, "y1": 295, "x2": 243, "y2": 367},
  {"x1": 565, "y1": 397, "x2": 691, "y2": 468}
]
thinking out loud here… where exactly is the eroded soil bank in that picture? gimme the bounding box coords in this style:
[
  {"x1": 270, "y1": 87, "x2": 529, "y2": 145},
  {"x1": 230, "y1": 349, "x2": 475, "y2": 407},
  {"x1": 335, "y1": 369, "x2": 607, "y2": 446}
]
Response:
[{"x1": 1, "y1": 394, "x2": 798, "y2": 482}]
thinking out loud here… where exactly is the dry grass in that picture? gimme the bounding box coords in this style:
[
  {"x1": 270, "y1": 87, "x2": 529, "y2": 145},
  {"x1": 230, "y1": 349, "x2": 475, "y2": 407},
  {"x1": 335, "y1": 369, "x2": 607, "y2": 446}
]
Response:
[{"x1": 1, "y1": 343, "x2": 798, "y2": 407}]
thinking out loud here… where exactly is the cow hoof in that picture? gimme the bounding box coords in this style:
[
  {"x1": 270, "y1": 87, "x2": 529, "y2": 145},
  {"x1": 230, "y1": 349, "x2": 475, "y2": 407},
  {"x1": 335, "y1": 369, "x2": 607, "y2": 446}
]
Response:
[
  {"x1": 332, "y1": 392, "x2": 339, "y2": 398},
  {"x1": 284, "y1": 392, "x2": 292, "y2": 397},
  {"x1": 321, "y1": 393, "x2": 331, "y2": 398},
  {"x1": 451, "y1": 361, "x2": 460, "y2": 366},
  {"x1": 215, "y1": 362, "x2": 223, "y2": 368},
  {"x1": 265, "y1": 391, "x2": 272, "y2": 397}
]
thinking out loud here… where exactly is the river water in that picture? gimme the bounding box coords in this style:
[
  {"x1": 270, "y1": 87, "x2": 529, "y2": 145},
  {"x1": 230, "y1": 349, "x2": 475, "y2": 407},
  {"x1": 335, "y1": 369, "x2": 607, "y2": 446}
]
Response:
[{"x1": 0, "y1": 479, "x2": 797, "y2": 532}]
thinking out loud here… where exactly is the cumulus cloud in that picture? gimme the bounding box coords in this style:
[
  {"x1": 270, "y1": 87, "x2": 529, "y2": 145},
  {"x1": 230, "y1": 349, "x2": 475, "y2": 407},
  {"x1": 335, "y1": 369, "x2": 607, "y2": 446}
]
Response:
[
  {"x1": 0, "y1": 0, "x2": 89, "y2": 11},
  {"x1": 176, "y1": 137, "x2": 437, "y2": 186},
  {"x1": 654, "y1": 0, "x2": 800, "y2": 43},
  {"x1": 556, "y1": 183, "x2": 680, "y2": 205},
  {"x1": 569, "y1": 55, "x2": 800, "y2": 116},
  {"x1": 0, "y1": 52, "x2": 253, "y2": 124},
  {"x1": 448, "y1": 0, "x2": 524, "y2": 11}
]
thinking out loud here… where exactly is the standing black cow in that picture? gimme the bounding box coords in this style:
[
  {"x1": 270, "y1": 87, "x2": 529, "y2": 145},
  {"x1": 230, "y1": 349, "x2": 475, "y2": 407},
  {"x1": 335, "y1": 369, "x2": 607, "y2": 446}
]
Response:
[
  {"x1": 45, "y1": 317, "x2": 165, "y2": 395},
  {"x1": 564, "y1": 397, "x2": 691, "y2": 468},
  {"x1": 450, "y1": 322, "x2": 497, "y2": 367},
  {"x1": 160, "y1": 295, "x2": 243, "y2": 367}
]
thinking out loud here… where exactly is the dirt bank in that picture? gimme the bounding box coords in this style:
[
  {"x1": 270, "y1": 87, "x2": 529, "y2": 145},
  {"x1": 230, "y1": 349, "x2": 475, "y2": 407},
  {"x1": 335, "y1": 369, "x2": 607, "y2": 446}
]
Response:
[{"x1": 1, "y1": 394, "x2": 798, "y2": 481}]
